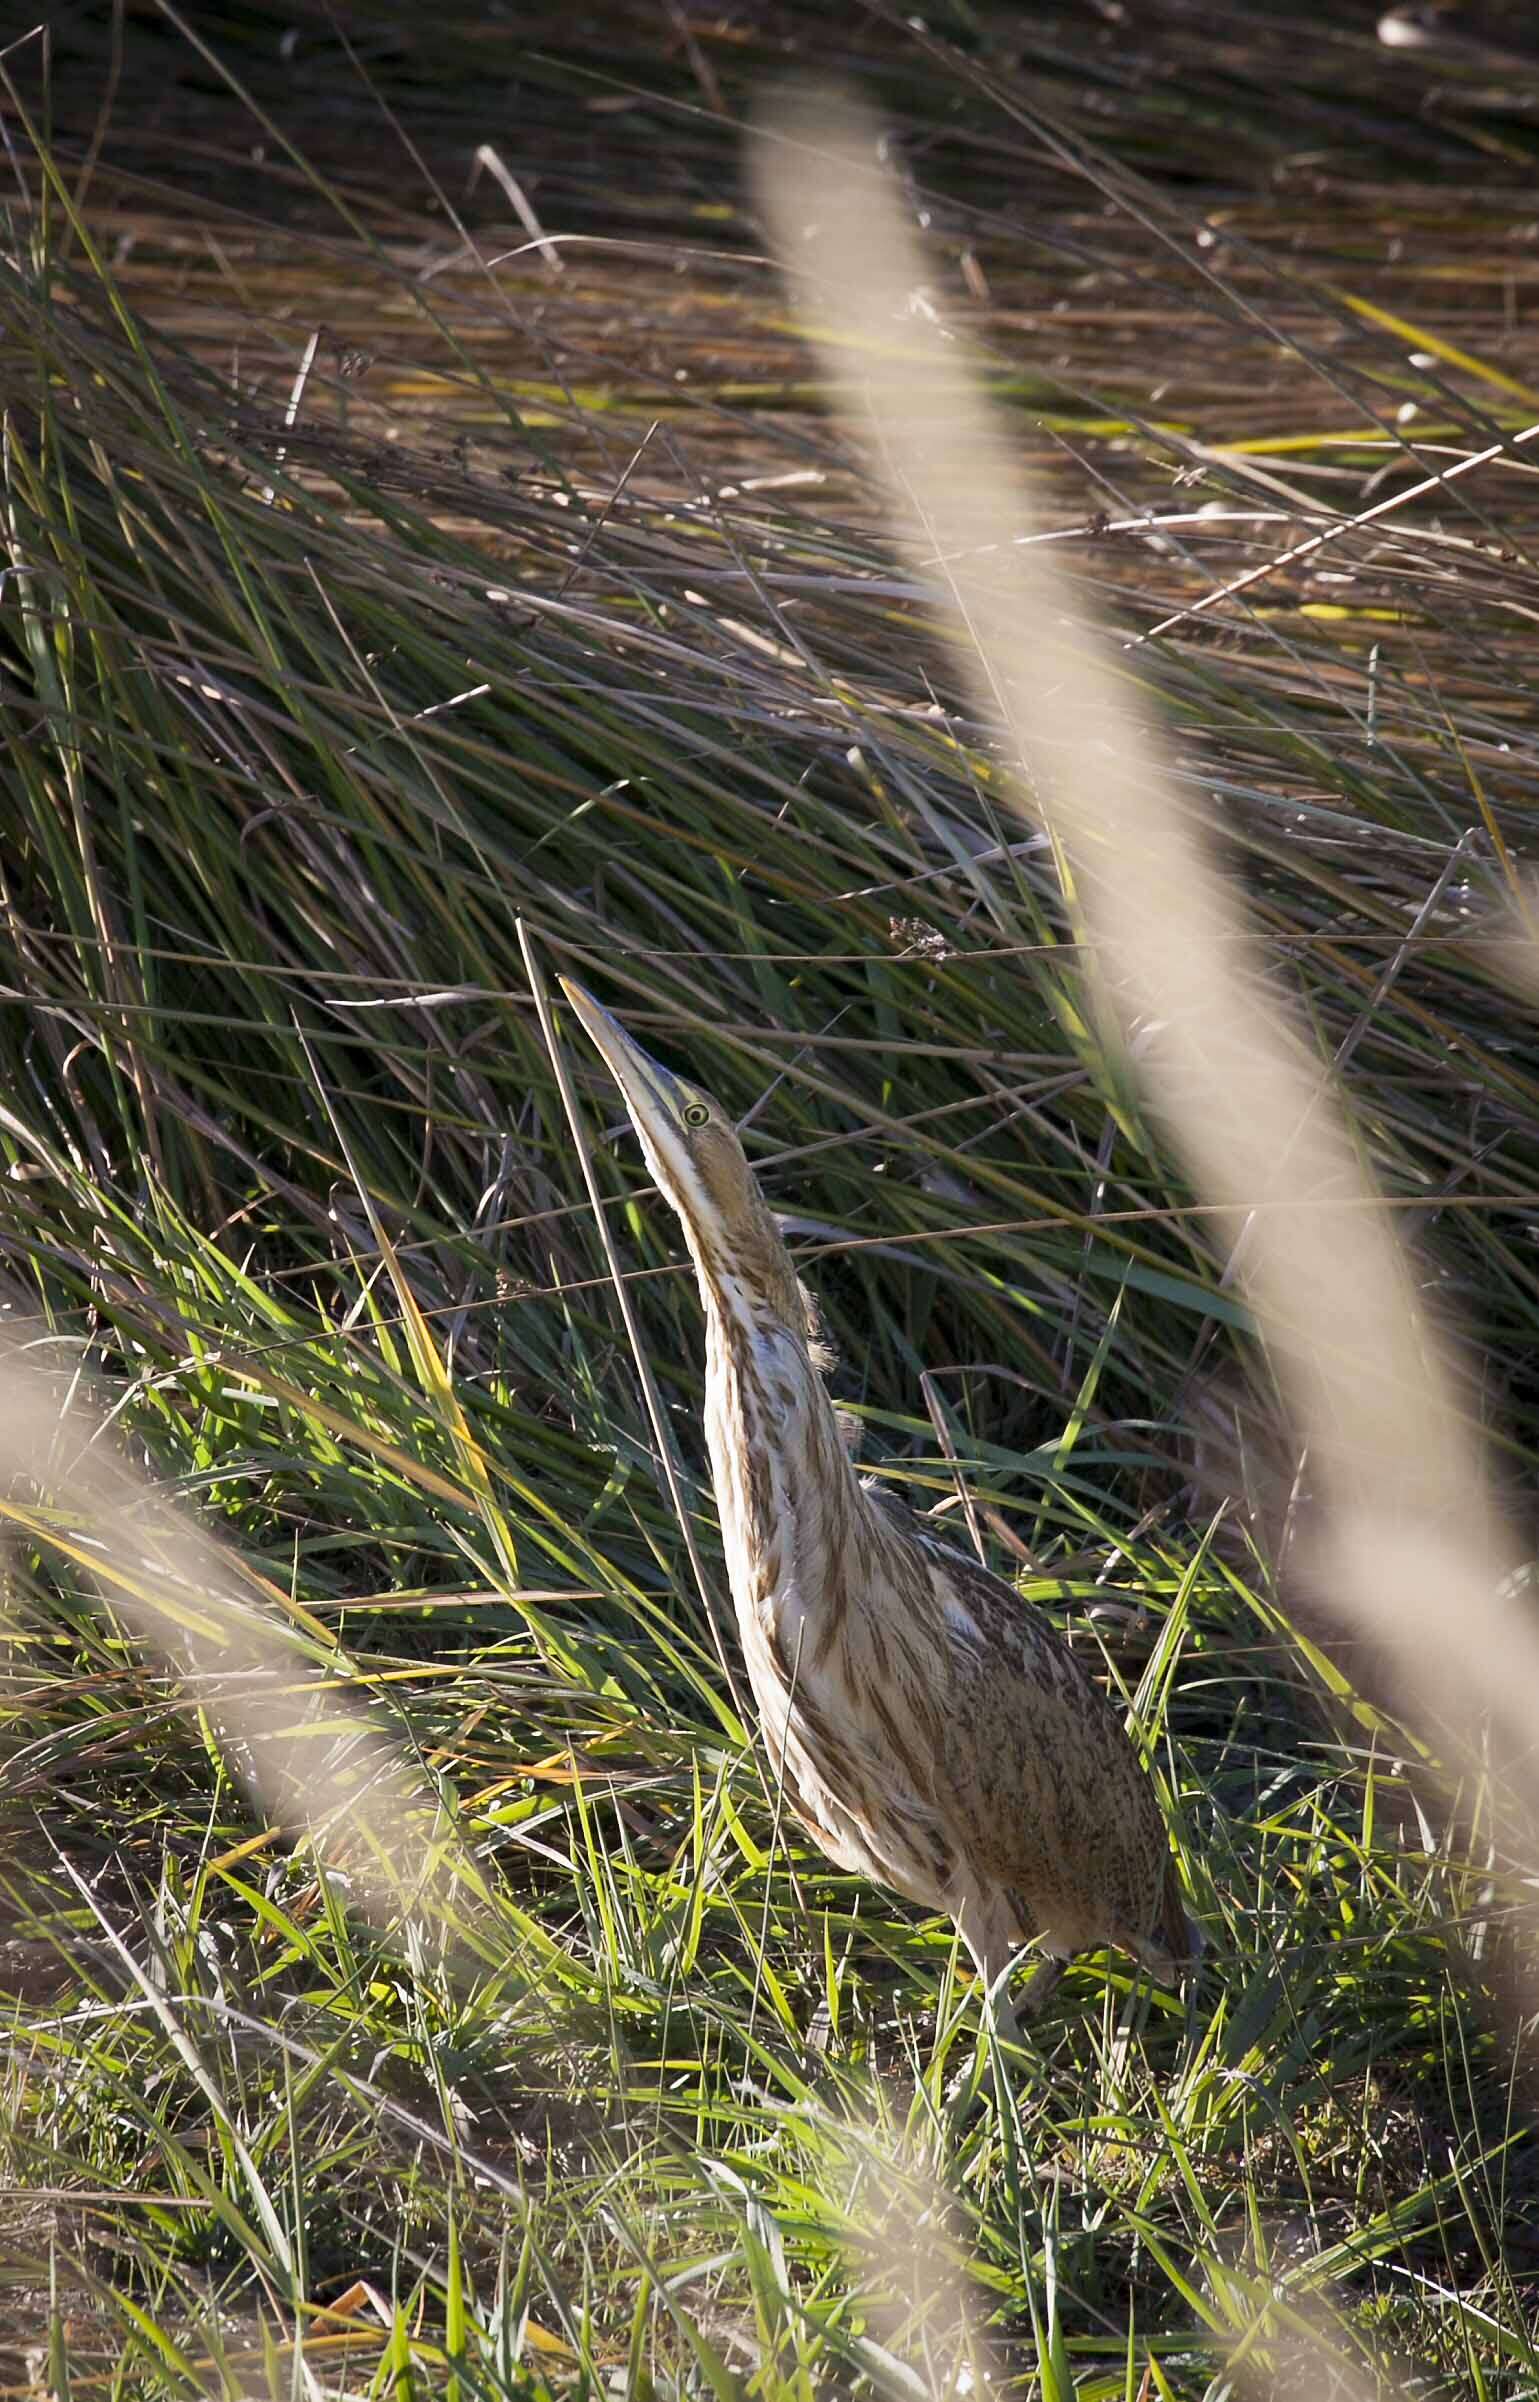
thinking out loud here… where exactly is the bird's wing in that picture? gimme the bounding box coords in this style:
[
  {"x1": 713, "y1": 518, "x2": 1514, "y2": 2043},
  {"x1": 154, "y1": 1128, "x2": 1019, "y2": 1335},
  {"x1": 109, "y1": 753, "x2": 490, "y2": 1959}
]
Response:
[{"x1": 907, "y1": 1530, "x2": 1173, "y2": 1946}]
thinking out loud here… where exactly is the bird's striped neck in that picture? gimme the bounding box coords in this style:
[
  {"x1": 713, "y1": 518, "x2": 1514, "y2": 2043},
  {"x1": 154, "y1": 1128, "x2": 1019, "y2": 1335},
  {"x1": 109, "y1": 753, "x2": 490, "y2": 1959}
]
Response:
[{"x1": 697, "y1": 1268, "x2": 862, "y2": 1638}]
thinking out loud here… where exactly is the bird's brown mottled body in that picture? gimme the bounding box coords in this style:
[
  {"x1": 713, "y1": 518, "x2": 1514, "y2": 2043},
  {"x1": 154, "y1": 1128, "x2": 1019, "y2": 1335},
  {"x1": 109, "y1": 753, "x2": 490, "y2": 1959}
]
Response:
[{"x1": 562, "y1": 979, "x2": 1194, "y2": 2023}]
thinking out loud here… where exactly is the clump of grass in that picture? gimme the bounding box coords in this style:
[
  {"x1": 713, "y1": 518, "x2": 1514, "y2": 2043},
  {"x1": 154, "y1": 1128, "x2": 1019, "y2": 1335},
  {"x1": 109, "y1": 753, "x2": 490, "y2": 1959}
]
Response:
[{"x1": 3, "y1": 6, "x2": 1539, "y2": 2393}]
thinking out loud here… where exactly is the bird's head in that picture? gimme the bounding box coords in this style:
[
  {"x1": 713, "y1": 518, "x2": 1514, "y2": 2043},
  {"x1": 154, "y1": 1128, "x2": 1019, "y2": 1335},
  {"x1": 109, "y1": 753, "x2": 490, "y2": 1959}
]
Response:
[{"x1": 560, "y1": 978, "x2": 820, "y2": 1349}]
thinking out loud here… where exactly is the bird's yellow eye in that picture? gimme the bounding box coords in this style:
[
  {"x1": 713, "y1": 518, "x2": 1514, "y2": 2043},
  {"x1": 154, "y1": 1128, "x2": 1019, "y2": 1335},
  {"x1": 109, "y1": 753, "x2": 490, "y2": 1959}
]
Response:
[{"x1": 682, "y1": 1102, "x2": 711, "y2": 1129}]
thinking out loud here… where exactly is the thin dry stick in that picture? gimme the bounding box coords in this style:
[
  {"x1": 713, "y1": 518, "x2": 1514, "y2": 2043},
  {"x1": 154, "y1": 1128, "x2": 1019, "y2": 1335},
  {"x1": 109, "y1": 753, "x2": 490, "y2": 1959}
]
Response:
[
  {"x1": 1137, "y1": 418, "x2": 1539, "y2": 647},
  {"x1": 516, "y1": 918, "x2": 748, "y2": 1732},
  {"x1": 918, "y1": 1370, "x2": 987, "y2": 1566},
  {"x1": 470, "y1": 144, "x2": 565, "y2": 277}
]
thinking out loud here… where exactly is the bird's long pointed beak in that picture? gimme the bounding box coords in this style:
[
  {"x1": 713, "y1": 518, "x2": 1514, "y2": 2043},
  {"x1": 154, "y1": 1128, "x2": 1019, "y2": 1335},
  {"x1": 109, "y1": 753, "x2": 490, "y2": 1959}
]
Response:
[{"x1": 558, "y1": 977, "x2": 686, "y2": 1141}]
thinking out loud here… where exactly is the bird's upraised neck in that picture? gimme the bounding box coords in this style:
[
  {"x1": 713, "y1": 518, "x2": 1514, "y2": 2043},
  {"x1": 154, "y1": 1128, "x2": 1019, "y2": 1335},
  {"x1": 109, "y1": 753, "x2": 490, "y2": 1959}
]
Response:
[{"x1": 557, "y1": 976, "x2": 862, "y2": 1563}]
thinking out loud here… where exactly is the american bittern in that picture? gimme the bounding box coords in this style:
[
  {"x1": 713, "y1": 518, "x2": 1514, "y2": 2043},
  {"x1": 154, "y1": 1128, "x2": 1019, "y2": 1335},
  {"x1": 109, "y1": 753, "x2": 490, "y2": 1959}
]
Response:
[{"x1": 562, "y1": 979, "x2": 1197, "y2": 2030}]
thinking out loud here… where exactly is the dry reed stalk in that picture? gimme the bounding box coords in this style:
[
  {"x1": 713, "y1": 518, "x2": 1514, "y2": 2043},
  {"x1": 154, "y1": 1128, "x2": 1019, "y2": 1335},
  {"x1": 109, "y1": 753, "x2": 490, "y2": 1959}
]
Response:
[
  {"x1": 753, "y1": 90, "x2": 1539, "y2": 1857},
  {"x1": 0, "y1": 1341, "x2": 473, "y2": 1941}
]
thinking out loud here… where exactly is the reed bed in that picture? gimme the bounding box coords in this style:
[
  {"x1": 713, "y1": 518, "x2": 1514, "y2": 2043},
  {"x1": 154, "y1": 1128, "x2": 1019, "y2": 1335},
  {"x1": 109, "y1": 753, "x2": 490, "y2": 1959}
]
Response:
[{"x1": 4, "y1": 4, "x2": 1539, "y2": 2391}]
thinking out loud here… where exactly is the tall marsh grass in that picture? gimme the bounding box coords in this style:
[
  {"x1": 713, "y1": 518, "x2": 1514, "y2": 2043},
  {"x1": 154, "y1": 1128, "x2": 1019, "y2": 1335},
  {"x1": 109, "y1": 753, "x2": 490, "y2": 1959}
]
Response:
[{"x1": 4, "y1": 6, "x2": 1539, "y2": 2393}]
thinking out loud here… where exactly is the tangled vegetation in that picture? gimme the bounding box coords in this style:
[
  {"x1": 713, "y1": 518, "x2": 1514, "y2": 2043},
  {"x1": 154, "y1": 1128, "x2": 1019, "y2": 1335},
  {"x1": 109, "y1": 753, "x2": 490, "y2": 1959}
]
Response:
[{"x1": 4, "y1": 4, "x2": 1539, "y2": 2391}]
